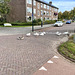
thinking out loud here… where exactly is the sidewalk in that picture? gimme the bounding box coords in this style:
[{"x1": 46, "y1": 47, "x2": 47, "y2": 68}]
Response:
[
  {"x1": 33, "y1": 54, "x2": 75, "y2": 75},
  {"x1": 34, "y1": 24, "x2": 53, "y2": 30},
  {"x1": 0, "y1": 24, "x2": 53, "y2": 36}
]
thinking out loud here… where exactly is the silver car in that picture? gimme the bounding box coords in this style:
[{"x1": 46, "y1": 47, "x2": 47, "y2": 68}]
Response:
[{"x1": 54, "y1": 21, "x2": 63, "y2": 27}]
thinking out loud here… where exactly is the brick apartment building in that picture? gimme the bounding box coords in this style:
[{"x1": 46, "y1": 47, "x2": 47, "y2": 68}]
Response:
[{"x1": 7, "y1": 0, "x2": 58, "y2": 22}]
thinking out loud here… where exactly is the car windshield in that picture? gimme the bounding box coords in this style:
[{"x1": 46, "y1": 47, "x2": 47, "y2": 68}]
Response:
[{"x1": 56, "y1": 21, "x2": 62, "y2": 23}]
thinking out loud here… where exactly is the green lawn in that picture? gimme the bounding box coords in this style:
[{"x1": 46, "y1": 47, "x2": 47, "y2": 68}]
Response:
[
  {"x1": 0, "y1": 25, "x2": 31, "y2": 27},
  {"x1": 58, "y1": 35, "x2": 75, "y2": 62}
]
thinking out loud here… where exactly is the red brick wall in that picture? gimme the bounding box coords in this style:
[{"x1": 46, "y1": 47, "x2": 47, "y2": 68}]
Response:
[{"x1": 7, "y1": 0, "x2": 26, "y2": 22}]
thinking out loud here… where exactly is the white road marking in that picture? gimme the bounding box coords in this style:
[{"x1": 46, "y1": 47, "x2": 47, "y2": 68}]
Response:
[
  {"x1": 47, "y1": 60, "x2": 53, "y2": 64},
  {"x1": 39, "y1": 66, "x2": 47, "y2": 71},
  {"x1": 53, "y1": 56, "x2": 59, "y2": 58}
]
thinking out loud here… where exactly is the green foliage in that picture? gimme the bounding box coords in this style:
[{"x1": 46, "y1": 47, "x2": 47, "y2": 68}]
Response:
[
  {"x1": 33, "y1": 19, "x2": 38, "y2": 23},
  {"x1": 44, "y1": 20, "x2": 56, "y2": 24},
  {"x1": 58, "y1": 8, "x2": 75, "y2": 20},
  {"x1": 58, "y1": 35, "x2": 75, "y2": 62},
  {"x1": 0, "y1": 0, "x2": 10, "y2": 22},
  {"x1": 0, "y1": 0, "x2": 10, "y2": 14},
  {"x1": 38, "y1": 22, "x2": 41, "y2": 25},
  {"x1": 37, "y1": 19, "x2": 41, "y2": 22},
  {"x1": 11, "y1": 22, "x2": 38, "y2": 26}
]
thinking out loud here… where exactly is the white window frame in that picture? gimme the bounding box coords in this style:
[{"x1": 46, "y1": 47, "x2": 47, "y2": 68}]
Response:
[
  {"x1": 38, "y1": 3, "x2": 40, "y2": 9},
  {"x1": 27, "y1": 0, "x2": 32, "y2": 4},
  {"x1": 41, "y1": 3, "x2": 43, "y2": 8},
  {"x1": 44, "y1": 4, "x2": 46, "y2": 9},
  {"x1": 47, "y1": 6, "x2": 49, "y2": 10},
  {"x1": 27, "y1": 7, "x2": 32, "y2": 13},
  {"x1": 34, "y1": 9, "x2": 36, "y2": 14},
  {"x1": 34, "y1": 0, "x2": 36, "y2": 6}
]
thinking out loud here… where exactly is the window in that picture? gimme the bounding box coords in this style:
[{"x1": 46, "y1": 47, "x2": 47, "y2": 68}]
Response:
[
  {"x1": 55, "y1": 8, "x2": 58, "y2": 12},
  {"x1": 34, "y1": 0, "x2": 36, "y2": 6},
  {"x1": 49, "y1": 18, "x2": 51, "y2": 20},
  {"x1": 44, "y1": 11, "x2": 46, "y2": 15},
  {"x1": 47, "y1": 6, "x2": 49, "y2": 10},
  {"x1": 41, "y1": 3, "x2": 43, "y2": 8},
  {"x1": 27, "y1": 16, "x2": 32, "y2": 21},
  {"x1": 27, "y1": 0, "x2": 32, "y2": 4},
  {"x1": 41, "y1": 17, "x2": 43, "y2": 21},
  {"x1": 38, "y1": 10, "x2": 40, "y2": 16},
  {"x1": 50, "y1": 12, "x2": 51, "y2": 16},
  {"x1": 34, "y1": 9, "x2": 36, "y2": 14},
  {"x1": 38, "y1": 3, "x2": 40, "y2": 9},
  {"x1": 27, "y1": 7, "x2": 32, "y2": 13},
  {"x1": 47, "y1": 11, "x2": 49, "y2": 16},
  {"x1": 41, "y1": 10, "x2": 43, "y2": 15},
  {"x1": 44, "y1": 4, "x2": 46, "y2": 9},
  {"x1": 50, "y1": 7, "x2": 51, "y2": 10},
  {"x1": 47, "y1": 17, "x2": 49, "y2": 20}
]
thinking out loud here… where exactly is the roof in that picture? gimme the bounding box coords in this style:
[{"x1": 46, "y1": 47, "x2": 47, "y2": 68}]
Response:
[{"x1": 35, "y1": 0, "x2": 59, "y2": 9}]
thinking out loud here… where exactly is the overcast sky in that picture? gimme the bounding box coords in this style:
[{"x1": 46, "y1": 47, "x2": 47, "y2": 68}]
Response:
[{"x1": 43, "y1": 0, "x2": 75, "y2": 12}]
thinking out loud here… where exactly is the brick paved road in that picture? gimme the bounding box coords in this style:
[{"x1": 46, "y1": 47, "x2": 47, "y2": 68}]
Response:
[
  {"x1": 33, "y1": 55, "x2": 75, "y2": 75},
  {"x1": 0, "y1": 23, "x2": 75, "y2": 75}
]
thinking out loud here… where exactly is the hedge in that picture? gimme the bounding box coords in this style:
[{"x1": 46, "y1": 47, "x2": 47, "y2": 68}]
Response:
[
  {"x1": 0, "y1": 20, "x2": 56, "y2": 26},
  {"x1": 44, "y1": 20, "x2": 56, "y2": 24}
]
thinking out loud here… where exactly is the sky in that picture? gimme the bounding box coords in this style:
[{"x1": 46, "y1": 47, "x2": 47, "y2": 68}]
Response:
[{"x1": 44, "y1": 0, "x2": 75, "y2": 12}]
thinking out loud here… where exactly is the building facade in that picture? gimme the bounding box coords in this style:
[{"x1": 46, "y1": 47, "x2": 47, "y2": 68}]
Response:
[{"x1": 7, "y1": 0, "x2": 58, "y2": 22}]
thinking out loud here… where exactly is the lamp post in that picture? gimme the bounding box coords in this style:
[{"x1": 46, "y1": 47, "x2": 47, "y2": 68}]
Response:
[
  {"x1": 41, "y1": 13, "x2": 43, "y2": 27},
  {"x1": 32, "y1": 0, "x2": 34, "y2": 32}
]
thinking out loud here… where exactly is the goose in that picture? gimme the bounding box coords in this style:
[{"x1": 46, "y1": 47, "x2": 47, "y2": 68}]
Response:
[
  {"x1": 56, "y1": 31, "x2": 59, "y2": 35},
  {"x1": 43, "y1": 32, "x2": 46, "y2": 35},
  {"x1": 17, "y1": 35, "x2": 24, "y2": 40},
  {"x1": 57, "y1": 32, "x2": 61, "y2": 36},
  {"x1": 34, "y1": 32, "x2": 39, "y2": 36},
  {"x1": 56, "y1": 31, "x2": 61, "y2": 36},
  {"x1": 40, "y1": 32, "x2": 44, "y2": 36},
  {"x1": 26, "y1": 33, "x2": 31, "y2": 37},
  {"x1": 63, "y1": 31, "x2": 69, "y2": 35}
]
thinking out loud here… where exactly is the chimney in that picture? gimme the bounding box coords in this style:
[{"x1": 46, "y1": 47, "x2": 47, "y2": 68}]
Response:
[{"x1": 49, "y1": 1, "x2": 52, "y2": 5}]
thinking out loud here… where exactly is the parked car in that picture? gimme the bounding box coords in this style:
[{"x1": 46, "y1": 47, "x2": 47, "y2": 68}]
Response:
[
  {"x1": 54, "y1": 21, "x2": 63, "y2": 27},
  {"x1": 66, "y1": 21, "x2": 71, "y2": 24}
]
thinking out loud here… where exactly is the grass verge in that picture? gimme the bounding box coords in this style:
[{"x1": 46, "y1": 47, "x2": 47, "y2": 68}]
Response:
[
  {"x1": 0, "y1": 25, "x2": 31, "y2": 27},
  {"x1": 58, "y1": 35, "x2": 75, "y2": 62}
]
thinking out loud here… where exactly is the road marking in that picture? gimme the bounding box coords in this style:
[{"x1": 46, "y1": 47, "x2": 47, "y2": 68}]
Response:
[
  {"x1": 47, "y1": 60, "x2": 53, "y2": 64},
  {"x1": 53, "y1": 56, "x2": 59, "y2": 58},
  {"x1": 39, "y1": 66, "x2": 47, "y2": 71}
]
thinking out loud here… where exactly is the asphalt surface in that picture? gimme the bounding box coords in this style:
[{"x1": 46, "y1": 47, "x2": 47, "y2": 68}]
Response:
[
  {"x1": 0, "y1": 24, "x2": 52, "y2": 36},
  {"x1": 0, "y1": 23, "x2": 75, "y2": 75}
]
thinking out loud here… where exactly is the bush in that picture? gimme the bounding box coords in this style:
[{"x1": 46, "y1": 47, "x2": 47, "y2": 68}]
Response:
[
  {"x1": 33, "y1": 19, "x2": 38, "y2": 23},
  {"x1": 37, "y1": 19, "x2": 41, "y2": 22},
  {"x1": 11, "y1": 22, "x2": 38, "y2": 26},
  {"x1": 38, "y1": 22, "x2": 41, "y2": 25},
  {"x1": 44, "y1": 20, "x2": 56, "y2": 24}
]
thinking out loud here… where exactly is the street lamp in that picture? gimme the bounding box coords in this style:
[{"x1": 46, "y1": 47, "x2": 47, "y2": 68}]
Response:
[
  {"x1": 32, "y1": 0, "x2": 34, "y2": 32},
  {"x1": 41, "y1": 13, "x2": 43, "y2": 27}
]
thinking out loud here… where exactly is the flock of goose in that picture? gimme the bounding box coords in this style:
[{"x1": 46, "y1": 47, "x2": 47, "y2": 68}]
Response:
[{"x1": 17, "y1": 31, "x2": 69, "y2": 40}]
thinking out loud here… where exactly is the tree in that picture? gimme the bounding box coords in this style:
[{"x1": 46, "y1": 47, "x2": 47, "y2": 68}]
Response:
[
  {"x1": 0, "y1": 0, "x2": 10, "y2": 22},
  {"x1": 58, "y1": 12, "x2": 62, "y2": 20},
  {"x1": 58, "y1": 8, "x2": 75, "y2": 20},
  {"x1": 62, "y1": 11, "x2": 70, "y2": 19}
]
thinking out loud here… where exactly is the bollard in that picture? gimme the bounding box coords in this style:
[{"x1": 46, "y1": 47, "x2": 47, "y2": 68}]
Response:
[{"x1": 41, "y1": 21, "x2": 43, "y2": 27}]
